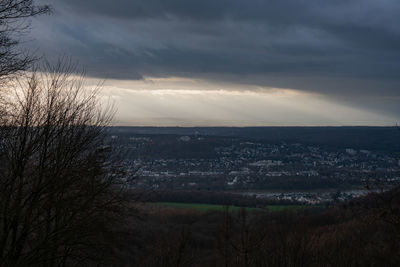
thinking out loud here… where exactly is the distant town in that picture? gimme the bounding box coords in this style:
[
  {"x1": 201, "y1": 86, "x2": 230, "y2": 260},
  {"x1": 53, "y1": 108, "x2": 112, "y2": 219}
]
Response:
[{"x1": 110, "y1": 127, "x2": 400, "y2": 204}]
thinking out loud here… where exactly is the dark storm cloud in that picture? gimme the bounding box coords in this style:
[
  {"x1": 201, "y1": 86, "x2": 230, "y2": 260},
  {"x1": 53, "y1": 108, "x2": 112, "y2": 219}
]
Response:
[
  {"x1": 48, "y1": 0, "x2": 311, "y2": 21},
  {"x1": 31, "y1": 0, "x2": 400, "y2": 116}
]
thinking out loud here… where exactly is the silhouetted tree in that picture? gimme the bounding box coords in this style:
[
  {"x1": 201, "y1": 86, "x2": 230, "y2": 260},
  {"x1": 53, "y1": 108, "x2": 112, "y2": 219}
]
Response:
[
  {"x1": 0, "y1": 61, "x2": 127, "y2": 266},
  {"x1": 0, "y1": 0, "x2": 50, "y2": 83}
]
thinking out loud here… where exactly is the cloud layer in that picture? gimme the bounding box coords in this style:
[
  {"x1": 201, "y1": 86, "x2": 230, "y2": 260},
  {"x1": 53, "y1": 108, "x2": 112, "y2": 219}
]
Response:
[{"x1": 27, "y1": 0, "x2": 400, "y2": 124}]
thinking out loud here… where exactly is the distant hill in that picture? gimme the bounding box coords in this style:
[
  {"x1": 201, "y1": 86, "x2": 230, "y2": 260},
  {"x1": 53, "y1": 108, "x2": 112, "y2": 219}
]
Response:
[{"x1": 111, "y1": 126, "x2": 400, "y2": 152}]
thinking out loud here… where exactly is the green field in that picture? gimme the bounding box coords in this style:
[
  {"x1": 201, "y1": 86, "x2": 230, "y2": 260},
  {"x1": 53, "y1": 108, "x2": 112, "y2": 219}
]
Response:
[{"x1": 156, "y1": 202, "x2": 306, "y2": 212}]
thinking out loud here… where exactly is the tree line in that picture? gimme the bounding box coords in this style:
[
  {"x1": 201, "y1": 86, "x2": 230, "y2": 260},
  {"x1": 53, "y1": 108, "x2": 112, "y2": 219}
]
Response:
[{"x1": 119, "y1": 188, "x2": 400, "y2": 266}]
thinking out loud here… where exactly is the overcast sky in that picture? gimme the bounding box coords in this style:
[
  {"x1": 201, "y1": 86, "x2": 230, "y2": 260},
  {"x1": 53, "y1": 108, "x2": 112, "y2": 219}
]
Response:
[{"x1": 27, "y1": 0, "x2": 400, "y2": 126}]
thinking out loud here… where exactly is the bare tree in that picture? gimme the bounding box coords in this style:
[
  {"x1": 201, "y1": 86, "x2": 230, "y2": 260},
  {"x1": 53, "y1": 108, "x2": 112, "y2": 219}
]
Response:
[
  {"x1": 0, "y1": 0, "x2": 50, "y2": 83},
  {"x1": 0, "y1": 60, "x2": 127, "y2": 266}
]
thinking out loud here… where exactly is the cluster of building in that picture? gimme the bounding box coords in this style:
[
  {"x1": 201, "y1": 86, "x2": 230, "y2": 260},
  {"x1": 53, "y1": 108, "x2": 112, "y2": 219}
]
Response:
[
  {"x1": 240, "y1": 190, "x2": 372, "y2": 204},
  {"x1": 117, "y1": 135, "x2": 400, "y2": 195}
]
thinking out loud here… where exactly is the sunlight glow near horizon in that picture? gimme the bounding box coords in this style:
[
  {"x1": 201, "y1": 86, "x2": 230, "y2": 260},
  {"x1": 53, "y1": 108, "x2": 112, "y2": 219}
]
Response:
[{"x1": 89, "y1": 76, "x2": 397, "y2": 127}]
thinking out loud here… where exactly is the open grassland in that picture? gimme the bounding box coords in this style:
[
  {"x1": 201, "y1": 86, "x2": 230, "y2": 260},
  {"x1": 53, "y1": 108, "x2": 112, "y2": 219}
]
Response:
[{"x1": 156, "y1": 202, "x2": 308, "y2": 212}]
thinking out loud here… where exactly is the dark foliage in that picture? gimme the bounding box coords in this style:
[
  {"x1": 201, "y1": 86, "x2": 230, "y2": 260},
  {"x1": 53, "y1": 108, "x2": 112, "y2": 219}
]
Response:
[
  {"x1": 0, "y1": 62, "x2": 128, "y2": 266},
  {"x1": 114, "y1": 188, "x2": 400, "y2": 267}
]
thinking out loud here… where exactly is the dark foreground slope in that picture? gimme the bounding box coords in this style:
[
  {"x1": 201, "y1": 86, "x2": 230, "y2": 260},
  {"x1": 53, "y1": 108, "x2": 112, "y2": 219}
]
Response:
[{"x1": 106, "y1": 187, "x2": 400, "y2": 267}]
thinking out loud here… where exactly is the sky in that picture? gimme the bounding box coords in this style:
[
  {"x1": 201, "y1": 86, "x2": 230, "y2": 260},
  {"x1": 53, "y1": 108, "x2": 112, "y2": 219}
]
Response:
[{"x1": 26, "y1": 0, "x2": 400, "y2": 126}]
